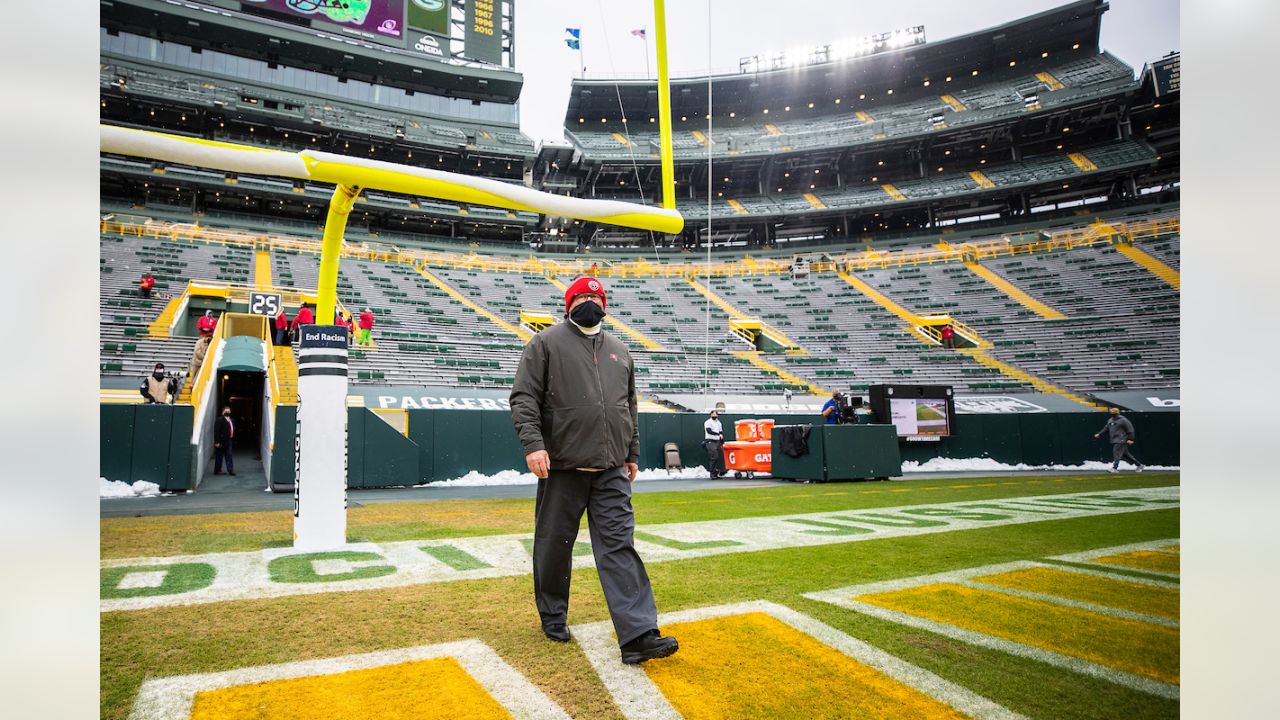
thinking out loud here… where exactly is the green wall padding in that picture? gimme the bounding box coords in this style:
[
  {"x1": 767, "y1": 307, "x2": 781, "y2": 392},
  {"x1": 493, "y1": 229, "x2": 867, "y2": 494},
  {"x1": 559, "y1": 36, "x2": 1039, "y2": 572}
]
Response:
[
  {"x1": 100, "y1": 405, "x2": 135, "y2": 482},
  {"x1": 346, "y1": 407, "x2": 365, "y2": 487},
  {"x1": 270, "y1": 405, "x2": 297, "y2": 489},
  {"x1": 358, "y1": 408, "x2": 419, "y2": 488}
]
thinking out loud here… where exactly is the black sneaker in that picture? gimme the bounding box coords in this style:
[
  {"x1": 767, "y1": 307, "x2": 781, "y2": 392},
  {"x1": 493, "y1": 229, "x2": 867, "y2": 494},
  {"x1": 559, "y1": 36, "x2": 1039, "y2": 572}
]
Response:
[
  {"x1": 621, "y1": 630, "x2": 679, "y2": 664},
  {"x1": 542, "y1": 623, "x2": 571, "y2": 643}
]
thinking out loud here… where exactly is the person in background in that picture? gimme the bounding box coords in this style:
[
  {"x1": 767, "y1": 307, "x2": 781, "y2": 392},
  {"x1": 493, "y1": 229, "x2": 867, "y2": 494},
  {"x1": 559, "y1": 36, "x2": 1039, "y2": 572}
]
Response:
[
  {"x1": 1094, "y1": 407, "x2": 1144, "y2": 473},
  {"x1": 291, "y1": 304, "x2": 315, "y2": 343},
  {"x1": 189, "y1": 310, "x2": 218, "y2": 379},
  {"x1": 196, "y1": 309, "x2": 218, "y2": 337},
  {"x1": 139, "y1": 362, "x2": 176, "y2": 404},
  {"x1": 510, "y1": 275, "x2": 678, "y2": 665},
  {"x1": 821, "y1": 391, "x2": 841, "y2": 425},
  {"x1": 274, "y1": 308, "x2": 290, "y2": 347},
  {"x1": 783, "y1": 387, "x2": 793, "y2": 409},
  {"x1": 139, "y1": 272, "x2": 155, "y2": 299},
  {"x1": 703, "y1": 409, "x2": 725, "y2": 479},
  {"x1": 343, "y1": 311, "x2": 355, "y2": 346},
  {"x1": 213, "y1": 405, "x2": 235, "y2": 476},
  {"x1": 357, "y1": 308, "x2": 375, "y2": 347},
  {"x1": 940, "y1": 323, "x2": 955, "y2": 349}
]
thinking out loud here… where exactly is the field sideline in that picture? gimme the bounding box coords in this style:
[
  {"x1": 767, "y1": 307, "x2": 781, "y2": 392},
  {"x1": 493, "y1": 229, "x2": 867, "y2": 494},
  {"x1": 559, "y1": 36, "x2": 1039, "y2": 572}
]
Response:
[{"x1": 102, "y1": 473, "x2": 1179, "y2": 719}]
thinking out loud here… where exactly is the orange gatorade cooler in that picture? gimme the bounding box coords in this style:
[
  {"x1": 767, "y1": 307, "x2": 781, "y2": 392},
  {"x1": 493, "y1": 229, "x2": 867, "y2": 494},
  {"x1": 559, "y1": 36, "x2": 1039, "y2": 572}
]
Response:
[
  {"x1": 758, "y1": 419, "x2": 775, "y2": 441},
  {"x1": 722, "y1": 440, "x2": 773, "y2": 476},
  {"x1": 734, "y1": 419, "x2": 759, "y2": 442}
]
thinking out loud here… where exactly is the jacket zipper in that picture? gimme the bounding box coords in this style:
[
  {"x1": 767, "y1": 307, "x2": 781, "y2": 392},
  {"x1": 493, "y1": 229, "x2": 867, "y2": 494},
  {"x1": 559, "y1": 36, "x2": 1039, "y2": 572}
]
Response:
[{"x1": 592, "y1": 334, "x2": 608, "y2": 457}]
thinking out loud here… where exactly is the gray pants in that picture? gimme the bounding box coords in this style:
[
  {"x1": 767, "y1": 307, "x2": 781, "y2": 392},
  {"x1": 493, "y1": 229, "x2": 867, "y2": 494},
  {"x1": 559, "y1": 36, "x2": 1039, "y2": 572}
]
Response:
[
  {"x1": 533, "y1": 467, "x2": 657, "y2": 646},
  {"x1": 704, "y1": 440, "x2": 722, "y2": 476},
  {"x1": 1112, "y1": 442, "x2": 1142, "y2": 468}
]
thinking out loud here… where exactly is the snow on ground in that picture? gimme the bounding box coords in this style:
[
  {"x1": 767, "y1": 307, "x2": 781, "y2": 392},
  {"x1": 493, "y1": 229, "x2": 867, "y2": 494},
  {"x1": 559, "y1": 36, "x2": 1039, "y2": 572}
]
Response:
[
  {"x1": 419, "y1": 458, "x2": 1177, "y2": 487},
  {"x1": 423, "y1": 466, "x2": 713, "y2": 488},
  {"x1": 100, "y1": 478, "x2": 162, "y2": 498},
  {"x1": 901, "y1": 458, "x2": 1179, "y2": 473}
]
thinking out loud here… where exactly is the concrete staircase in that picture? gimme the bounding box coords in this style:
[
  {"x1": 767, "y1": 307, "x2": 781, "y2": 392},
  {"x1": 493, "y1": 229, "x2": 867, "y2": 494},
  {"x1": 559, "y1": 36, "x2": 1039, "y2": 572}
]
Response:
[{"x1": 272, "y1": 345, "x2": 298, "y2": 405}]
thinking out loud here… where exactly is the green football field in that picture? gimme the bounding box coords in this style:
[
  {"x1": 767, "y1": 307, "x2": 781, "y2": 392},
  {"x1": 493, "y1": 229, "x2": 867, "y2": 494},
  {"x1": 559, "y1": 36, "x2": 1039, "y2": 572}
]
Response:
[{"x1": 101, "y1": 473, "x2": 1180, "y2": 719}]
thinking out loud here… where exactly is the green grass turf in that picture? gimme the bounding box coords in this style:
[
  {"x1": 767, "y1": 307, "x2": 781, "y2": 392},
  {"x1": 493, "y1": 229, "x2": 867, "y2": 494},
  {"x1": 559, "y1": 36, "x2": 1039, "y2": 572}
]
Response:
[
  {"x1": 101, "y1": 472, "x2": 1178, "y2": 558},
  {"x1": 100, "y1": 474, "x2": 1179, "y2": 719}
]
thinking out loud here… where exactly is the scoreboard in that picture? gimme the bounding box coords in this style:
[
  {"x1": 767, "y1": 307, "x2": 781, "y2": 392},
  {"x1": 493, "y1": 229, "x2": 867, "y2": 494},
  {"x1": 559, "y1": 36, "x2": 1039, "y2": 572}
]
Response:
[
  {"x1": 1150, "y1": 54, "x2": 1180, "y2": 97},
  {"x1": 228, "y1": 0, "x2": 508, "y2": 66}
]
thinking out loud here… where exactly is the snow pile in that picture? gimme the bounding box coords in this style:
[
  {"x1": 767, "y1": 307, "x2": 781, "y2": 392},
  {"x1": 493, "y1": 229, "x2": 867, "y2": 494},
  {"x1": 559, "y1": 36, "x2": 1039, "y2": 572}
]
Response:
[
  {"x1": 425, "y1": 465, "x2": 713, "y2": 488},
  {"x1": 900, "y1": 458, "x2": 1179, "y2": 473},
  {"x1": 99, "y1": 477, "x2": 162, "y2": 498}
]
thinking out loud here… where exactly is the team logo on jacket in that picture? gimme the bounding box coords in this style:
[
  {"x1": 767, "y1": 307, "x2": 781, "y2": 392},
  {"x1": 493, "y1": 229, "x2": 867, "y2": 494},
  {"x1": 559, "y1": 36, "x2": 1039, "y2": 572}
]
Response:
[{"x1": 610, "y1": 353, "x2": 618, "y2": 362}]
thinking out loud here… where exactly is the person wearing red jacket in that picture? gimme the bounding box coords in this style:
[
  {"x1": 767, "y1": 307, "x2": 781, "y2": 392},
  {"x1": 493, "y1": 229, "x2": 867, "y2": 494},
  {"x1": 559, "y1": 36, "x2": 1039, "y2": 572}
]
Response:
[
  {"x1": 290, "y1": 304, "x2": 315, "y2": 343},
  {"x1": 189, "y1": 310, "x2": 218, "y2": 379},
  {"x1": 273, "y1": 309, "x2": 290, "y2": 346},
  {"x1": 196, "y1": 310, "x2": 218, "y2": 337},
  {"x1": 940, "y1": 323, "x2": 955, "y2": 349},
  {"x1": 357, "y1": 309, "x2": 375, "y2": 346},
  {"x1": 139, "y1": 272, "x2": 155, "y2": 299},
  {"x1": 335, "y1": 308, "x2": 355, "y2": 345}
]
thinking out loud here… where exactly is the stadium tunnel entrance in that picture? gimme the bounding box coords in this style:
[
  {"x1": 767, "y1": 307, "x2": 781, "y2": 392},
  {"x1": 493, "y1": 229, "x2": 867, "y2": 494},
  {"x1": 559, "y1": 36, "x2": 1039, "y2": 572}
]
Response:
[{"x1": 213, "y1": 337, "x2": 267, "y2": 479}]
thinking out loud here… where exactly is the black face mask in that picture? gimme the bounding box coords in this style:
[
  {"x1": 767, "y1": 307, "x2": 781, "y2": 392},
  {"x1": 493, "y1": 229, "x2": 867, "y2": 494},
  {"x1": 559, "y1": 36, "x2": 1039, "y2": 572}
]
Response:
[
  {"x1": 569, "y1": 301, "x2": 606, "y2": 328},
  {"x1": 153, "y1": 371, "x2": 165, "y2": 380}
]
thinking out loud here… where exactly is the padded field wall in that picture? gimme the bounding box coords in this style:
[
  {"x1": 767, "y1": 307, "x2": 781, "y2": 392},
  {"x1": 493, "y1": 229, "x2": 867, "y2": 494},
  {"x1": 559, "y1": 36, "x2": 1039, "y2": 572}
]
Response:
[{"x1": 104, "y1": 406, "x2": 1179, "y2": 490}]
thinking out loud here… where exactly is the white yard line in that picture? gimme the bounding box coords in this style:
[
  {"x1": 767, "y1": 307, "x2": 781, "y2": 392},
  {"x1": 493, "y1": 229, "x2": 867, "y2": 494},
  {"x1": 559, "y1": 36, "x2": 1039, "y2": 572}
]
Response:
[{"x1": 101, "y1": 486, "x2": 1180, "y2": 612}]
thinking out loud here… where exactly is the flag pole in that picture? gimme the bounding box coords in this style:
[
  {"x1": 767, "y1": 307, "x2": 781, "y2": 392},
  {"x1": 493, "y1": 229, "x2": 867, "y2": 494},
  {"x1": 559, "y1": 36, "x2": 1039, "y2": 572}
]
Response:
[{"x1": 645, "y1": 30, "x2": 652, "y2": 78}]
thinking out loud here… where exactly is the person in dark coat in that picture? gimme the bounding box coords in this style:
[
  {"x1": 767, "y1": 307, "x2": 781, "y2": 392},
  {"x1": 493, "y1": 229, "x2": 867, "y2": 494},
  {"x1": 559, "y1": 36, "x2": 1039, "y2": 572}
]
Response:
[
  {"x1": 1095, "y1": 407, "x2": 1144, "y2": 473},
  {"x1": 213, "y1": 405, "x2": 236, "y2": 476},
  {"x1": 510, "y1": 275, "x2": 679, "y2": 665}
]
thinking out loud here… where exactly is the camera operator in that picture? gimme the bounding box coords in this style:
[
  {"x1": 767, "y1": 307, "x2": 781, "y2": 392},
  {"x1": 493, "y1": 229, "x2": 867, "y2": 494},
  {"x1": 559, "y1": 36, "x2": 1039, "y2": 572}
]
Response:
[
  {"x1": 139, "y1": 362, "x2": 178, "y2": 404},
  {"x1": 821, "y1": 391, "x2": 841, "y2": 425}
]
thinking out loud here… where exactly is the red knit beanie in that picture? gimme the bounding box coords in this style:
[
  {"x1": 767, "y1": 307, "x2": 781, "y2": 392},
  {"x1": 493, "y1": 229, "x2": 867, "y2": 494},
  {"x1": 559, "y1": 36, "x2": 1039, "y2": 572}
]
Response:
[{"x1": 564, "y1": 276, "x2": 607, "y2": 314}]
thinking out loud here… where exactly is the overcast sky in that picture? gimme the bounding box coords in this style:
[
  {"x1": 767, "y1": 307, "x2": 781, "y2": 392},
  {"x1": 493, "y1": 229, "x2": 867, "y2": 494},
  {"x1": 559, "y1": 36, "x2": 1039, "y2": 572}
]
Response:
[{"x1": 512, "y1": 0, "x2": 1179, "y2": 144}]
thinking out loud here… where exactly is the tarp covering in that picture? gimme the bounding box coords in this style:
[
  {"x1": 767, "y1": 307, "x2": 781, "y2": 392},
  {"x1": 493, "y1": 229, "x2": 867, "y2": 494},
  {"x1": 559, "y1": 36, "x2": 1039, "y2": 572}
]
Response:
[
  {"x1": 1091, "y1": 389, "x2": 1180, "y2": 412},
  {"x1": 217, "y1": 336, "x2": 266, "y2": 373}
]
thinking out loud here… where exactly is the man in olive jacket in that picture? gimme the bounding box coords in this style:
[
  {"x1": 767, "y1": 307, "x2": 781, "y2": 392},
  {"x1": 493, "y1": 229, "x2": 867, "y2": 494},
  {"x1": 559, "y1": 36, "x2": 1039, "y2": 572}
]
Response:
[{"x1": 510, "y1": 276, "x2": 679, "y2": 665}]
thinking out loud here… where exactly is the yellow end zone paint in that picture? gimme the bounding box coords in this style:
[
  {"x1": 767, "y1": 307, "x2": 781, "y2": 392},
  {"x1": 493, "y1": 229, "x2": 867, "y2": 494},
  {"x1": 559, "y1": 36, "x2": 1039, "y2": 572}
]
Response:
[
  {"x1": 189, "y1": 657, "x2": 511, "y2": 720},
  {"x1": 857, "y1": 583, "x2": 1179, "y2": 684},
  {"x1": 1091, "y1": 550, "x2": 1180, "y2": 575},
  {"x1": 642, "y1": 612, "x2": 970, "y2": 720},
  {"x1": 974, "y1": 567, "x2": 1179, "y2": 621}
]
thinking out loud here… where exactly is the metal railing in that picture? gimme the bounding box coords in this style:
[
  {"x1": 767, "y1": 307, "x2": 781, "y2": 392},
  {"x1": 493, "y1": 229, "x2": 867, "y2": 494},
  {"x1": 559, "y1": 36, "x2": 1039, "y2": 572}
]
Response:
[{"x1": 101, "y1": 215, "x2": 1179, "y2": 280}]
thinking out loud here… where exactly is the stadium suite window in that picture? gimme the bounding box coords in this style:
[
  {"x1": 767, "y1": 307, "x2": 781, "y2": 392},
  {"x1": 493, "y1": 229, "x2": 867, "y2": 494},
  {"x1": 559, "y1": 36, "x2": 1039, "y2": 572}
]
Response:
[{"x1": 100, "y1": 29, "x2": 516, "y2": 125}]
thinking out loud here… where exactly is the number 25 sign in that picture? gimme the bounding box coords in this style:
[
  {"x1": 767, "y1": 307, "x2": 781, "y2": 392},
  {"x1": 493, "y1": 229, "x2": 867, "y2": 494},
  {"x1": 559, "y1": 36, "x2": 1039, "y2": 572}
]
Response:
[{"x1": 249, "y1": 292, "x2": 281, "y2": 317}]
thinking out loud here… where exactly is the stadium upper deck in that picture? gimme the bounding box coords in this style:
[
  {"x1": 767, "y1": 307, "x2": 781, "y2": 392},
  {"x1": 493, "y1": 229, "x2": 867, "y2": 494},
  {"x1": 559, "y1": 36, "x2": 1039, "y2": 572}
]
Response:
[{"x1": 547, "y1": 0, "x2": 1177, "y2": 250}]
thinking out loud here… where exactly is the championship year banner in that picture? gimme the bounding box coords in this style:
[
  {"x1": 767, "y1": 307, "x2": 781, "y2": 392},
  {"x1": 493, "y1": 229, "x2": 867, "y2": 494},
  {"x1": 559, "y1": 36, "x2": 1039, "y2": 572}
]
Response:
[{"x1": 464, "y1": 0, "x2": 501, "y2": 63}]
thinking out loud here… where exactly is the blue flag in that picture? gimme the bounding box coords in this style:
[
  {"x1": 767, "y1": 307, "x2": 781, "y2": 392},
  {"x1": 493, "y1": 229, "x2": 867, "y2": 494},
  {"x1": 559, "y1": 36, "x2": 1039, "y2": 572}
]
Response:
[
  {"x1": 565, "y1": 38, "x2": 580, "y2": 50},
  {"x1": 565, "y1": 27, "x2": 581, "y2": 39}
]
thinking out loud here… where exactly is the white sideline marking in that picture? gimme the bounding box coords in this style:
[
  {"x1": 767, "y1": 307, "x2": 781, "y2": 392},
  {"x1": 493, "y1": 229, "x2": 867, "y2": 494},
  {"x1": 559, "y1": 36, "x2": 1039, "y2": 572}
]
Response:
[
  {"x1": 803, "y1": 540, "x2": 1181, "y2": 700},
  {"x1": 572, "y1": 600, "x2": 1027, "y2": 720},
  {"x1": 118, "y1": 571, "x2": 167, "y2": 590},
  {"x1": 127, "y1": 639, "x2": 570, "y2": 720},
  {"x1": 101, "y1": 486, "x2": 1179, "y2": 612}
]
